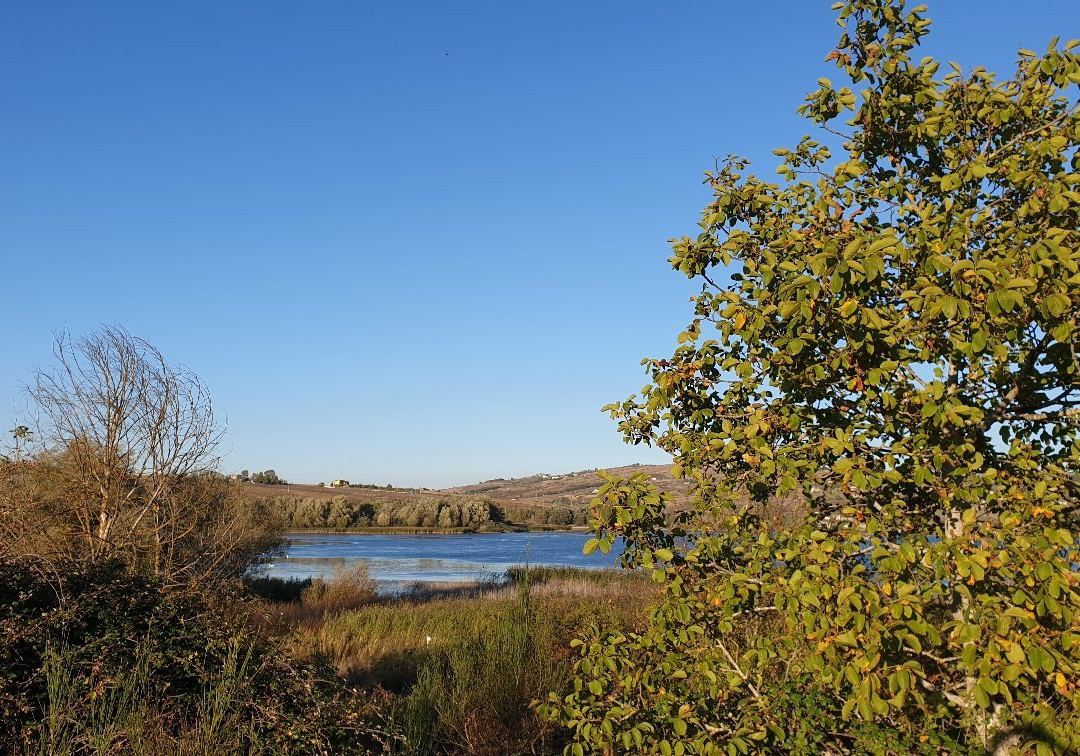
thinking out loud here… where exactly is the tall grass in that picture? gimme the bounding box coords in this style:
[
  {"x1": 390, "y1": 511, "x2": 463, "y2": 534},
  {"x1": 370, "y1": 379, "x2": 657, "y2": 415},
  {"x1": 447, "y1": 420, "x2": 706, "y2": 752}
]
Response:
[
  {"x1": 32, "y1": 640, "x2": 256, "y2": 755},
  {"x1": 299, "y1": 562, "x2": 379, "y2": 614},
  {"x1": 185, "y1": 642, "x2": 255, "y2": 755},
  {"x1": 295, "y1": 595, "x2": 514, "y2": 689},
  {"x1": 288, "y1": 564, "x2": 655, "y2": 684},
  {"x1": 35, "y1": 642, "x2": 155, "y2": 755},
  {"x1": 275, "y1": 565, "x2": 657, "y2": 754},
  {"x1": 403, "y1": 575, "x2": 566, "y2": 755},
  {"x1": 258, "y1": 562, "x2": 380, "y2": 627}
]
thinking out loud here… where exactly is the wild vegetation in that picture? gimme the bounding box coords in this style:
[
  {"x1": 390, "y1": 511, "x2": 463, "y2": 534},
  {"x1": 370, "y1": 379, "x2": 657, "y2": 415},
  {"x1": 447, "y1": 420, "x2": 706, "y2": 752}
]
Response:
[
  {"x1": 544, "y1": 1, "x2": 1080, "y2": 753},
  {"x1": 250, "y1": 469, "x2": 286, "y2": 485},
  {"x1": 266, "y1": 565, "x2": 654, "y2": 755},
  {"x1": 0, "y1": 327, "x2": 653, "y2": 754},
  {"x1": 5, "y1": 1, "x2": 1080, "y2": 754},
  {"x1": 0, "y1": 327, "x2": 363, "y2": 752}
]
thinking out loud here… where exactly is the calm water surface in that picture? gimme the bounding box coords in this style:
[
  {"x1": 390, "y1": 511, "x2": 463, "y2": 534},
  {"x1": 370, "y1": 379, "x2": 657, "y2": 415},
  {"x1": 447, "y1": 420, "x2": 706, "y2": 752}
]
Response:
[{"x1": 259, "y1": 532, "x2": 622, "y2": 593}]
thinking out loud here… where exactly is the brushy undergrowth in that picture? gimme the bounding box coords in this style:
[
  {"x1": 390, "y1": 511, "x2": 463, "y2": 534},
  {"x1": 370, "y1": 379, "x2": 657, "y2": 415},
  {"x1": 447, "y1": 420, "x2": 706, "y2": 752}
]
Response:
[{"x1": 0, "y1": 561, "x2": 389, "y2": 754}]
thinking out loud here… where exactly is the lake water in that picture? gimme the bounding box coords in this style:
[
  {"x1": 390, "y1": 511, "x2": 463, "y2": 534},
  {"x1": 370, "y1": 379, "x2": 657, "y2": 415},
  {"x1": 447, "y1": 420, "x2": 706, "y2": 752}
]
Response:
[{"x1": 258, "y1": 532, "x2": 623, "y2": 593}]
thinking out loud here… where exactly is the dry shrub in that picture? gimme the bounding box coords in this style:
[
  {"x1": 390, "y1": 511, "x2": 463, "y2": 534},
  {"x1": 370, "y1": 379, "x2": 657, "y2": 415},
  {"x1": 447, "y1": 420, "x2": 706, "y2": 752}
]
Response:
[{"x1": 299, "y1": 562, "x2": 379, "y2": 615}]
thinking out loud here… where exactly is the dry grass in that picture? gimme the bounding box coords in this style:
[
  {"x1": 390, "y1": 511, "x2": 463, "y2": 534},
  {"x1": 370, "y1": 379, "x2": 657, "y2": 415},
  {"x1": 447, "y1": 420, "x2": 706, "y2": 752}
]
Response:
[{"x1": 257, "y1": 562, "x2": 379, "y2": 627}]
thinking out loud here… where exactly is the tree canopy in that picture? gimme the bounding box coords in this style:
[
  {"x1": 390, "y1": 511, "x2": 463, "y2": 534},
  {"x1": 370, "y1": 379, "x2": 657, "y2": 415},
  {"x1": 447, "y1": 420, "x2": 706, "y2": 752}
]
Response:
[{"x1": 545, "y1": 1, "x2": 1080, "y2": 752}]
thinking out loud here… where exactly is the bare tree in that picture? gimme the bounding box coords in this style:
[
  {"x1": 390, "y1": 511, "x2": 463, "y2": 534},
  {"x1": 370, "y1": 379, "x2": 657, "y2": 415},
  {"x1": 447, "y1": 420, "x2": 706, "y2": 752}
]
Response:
[{"x1": 26, "y1": 325, "x2": 229, "y2": 577}]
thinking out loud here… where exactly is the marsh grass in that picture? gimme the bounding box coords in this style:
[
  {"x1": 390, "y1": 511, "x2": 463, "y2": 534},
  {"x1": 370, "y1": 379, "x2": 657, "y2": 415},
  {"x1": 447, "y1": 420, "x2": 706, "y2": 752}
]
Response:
[
  {"x1": 300, "y1": 562, "x2": 379, "y2": 614},
  {"x1": 287, "y1": 565, "x2": 652, "y2": 684},
  {"x1": 35, "y1": 641, "x2": 156, "y2": 755},
  {"x1": 256, "y1": 562, "x2": 381, "y2": 627},
  {"x1": 273, "y1": 565, "x2": 656, "y2": 753},
  {"x1": 402, "y1": 576, "x2": 566, "y2": 755}
]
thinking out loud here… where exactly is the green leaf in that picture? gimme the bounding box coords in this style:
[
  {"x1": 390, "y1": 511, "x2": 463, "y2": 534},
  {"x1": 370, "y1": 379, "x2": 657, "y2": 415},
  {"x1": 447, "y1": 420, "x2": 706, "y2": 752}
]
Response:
[
  {"x1": 940, "y1": 173, "x2": 962, "y2": 190},
  {"x1": 970, "y1": 329, "x2": 987, "y2": 353}
]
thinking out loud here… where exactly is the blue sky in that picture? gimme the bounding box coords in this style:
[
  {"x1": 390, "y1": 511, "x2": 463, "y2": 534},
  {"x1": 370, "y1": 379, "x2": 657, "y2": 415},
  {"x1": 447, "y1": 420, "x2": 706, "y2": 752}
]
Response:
[{"x1": 2, "y1": 1, "x2": 1077, "y2": 487}]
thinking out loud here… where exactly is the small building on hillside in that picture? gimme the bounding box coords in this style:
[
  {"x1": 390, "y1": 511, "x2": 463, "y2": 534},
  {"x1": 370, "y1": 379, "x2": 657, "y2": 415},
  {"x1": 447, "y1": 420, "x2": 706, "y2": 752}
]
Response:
[{"x1": 330, "y1": 479, "x2": 350, "y2": 488}]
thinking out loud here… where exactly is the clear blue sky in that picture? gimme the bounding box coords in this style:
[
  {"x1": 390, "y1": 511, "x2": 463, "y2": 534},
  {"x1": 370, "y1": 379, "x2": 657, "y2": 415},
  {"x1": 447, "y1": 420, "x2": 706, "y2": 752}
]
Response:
[{"x1": 2, "y1": 2, "x2": 1077, "y2": 487}]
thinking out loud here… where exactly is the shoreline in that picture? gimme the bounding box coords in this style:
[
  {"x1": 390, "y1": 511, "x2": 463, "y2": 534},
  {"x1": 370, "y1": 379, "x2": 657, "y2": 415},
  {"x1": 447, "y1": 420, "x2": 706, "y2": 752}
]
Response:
[{"x1": 281, "y1": 525, "x2": 592, "y2": 536}]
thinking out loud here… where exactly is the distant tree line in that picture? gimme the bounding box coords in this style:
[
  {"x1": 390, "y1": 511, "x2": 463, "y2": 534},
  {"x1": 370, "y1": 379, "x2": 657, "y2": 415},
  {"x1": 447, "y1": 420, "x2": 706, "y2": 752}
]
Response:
[
  {"x1": 541, "y1": 505, "x2": 584, "y2": 526},
  {"x1": 345, "y1": 482, "x2": 421, "y2": 493},
  {"x1": 251, "y1": 469, "x2": 285, "y2": 485},
  {"x1": 484, "y1": 497, "x2": 589, "y2": 528},
  {"x1": 265, "y1": 494, "x2": 498, "y2": 530}
]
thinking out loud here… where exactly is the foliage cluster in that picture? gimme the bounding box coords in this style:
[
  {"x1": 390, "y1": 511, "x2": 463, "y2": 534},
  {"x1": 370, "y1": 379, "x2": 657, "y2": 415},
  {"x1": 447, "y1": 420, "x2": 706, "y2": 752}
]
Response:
[
  {"x1": 545, "y1": 1, "x2": 1080, "y2": 753},
  {"x1": 497, "y1": 501, "x2": 589, "y2": 529},
  {"x1": 296, "y1": 562, "x2": 380, "y2": 618},
  {"x1": 250, "y1": 469, "x2": 286, "y2": 485}
]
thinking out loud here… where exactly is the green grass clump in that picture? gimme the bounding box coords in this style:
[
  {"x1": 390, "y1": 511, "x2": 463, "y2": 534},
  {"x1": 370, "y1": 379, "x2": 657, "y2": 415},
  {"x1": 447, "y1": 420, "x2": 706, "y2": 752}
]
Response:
[{"x1": 403, "y1": 579, "x2": 566, "y2": 755}]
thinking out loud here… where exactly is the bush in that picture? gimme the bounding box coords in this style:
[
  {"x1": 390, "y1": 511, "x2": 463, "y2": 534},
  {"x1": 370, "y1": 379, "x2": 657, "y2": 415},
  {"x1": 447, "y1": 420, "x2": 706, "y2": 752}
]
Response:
[
  {"x1": 243, "y1": 573, "x2": 312, "y2": 603},
  {"x1": 300, "y1": 562, "x2": 379, "y2": 615},
  {"x1": 0, "y1": 561, "x2": 384, "y2": 753}
]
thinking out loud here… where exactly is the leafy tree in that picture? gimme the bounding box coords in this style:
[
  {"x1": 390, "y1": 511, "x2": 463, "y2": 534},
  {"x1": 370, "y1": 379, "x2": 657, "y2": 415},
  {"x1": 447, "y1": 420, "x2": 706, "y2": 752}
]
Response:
[
  {"x1": 251, "y1": 469, "x2": 285, "y2": 485},
  {"x1": 547, "y1": 2, "x2": 1080, "y2": 752},
  {"x1": 546, "y1": 507, "x2": 575, "y2": 527}
]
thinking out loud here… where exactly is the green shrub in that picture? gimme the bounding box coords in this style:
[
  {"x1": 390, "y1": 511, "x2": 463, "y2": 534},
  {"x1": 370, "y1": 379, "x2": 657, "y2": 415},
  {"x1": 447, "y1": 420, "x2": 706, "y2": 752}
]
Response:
[{"x1": 243, "y1": 573, "x2": 312, "y2": 603}]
